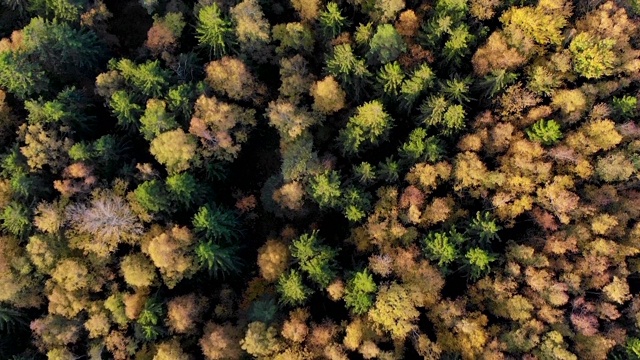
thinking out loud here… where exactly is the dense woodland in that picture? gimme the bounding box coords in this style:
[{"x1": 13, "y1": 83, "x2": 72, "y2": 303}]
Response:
[{"x1": 0, "y1": 0, "x2": 640, "y2": 359}]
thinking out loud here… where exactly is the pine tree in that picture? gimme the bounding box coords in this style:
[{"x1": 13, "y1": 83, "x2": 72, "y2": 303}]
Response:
[
  {"x1": 526, "y1": 119, "x2": 562, "y2": 145},
  {"x1": 319, "y1": 2, "x2": 348, "y2": 39},
  {"x1": 195, "y1": 240, "x2": 242, "y2": 278},
  {"x1": 290, "y1": 231, "x2": 338, "y2": 287},
  {"x1": 196, "y1": 3, "x2": 234, "y2": 58},
  {"x1": 376, "y1": 61, "x2": 405, "y2": 96},
  {"x1": 344, "y1": 269, "x2": 377, "y2": 314},
  {"x1": 192, "y1": 204, "x2": 241, "y2": 241},
  {"x1": 308, "y1": 170, "x2": 342, "y2": 209},
  {"x1": 422, "y1": 231, "x2": 458, "y2": 269},
  {"x1": 339, "y1": 100, "x2": 393, "y2": 154},
  {"x1": 277, "y1": 270, "x2": 312, "y2": 306}
]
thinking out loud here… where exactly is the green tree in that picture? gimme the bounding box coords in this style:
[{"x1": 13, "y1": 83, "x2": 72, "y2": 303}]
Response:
[
  {"x1": 422, "y1": 231, "x2": 458, "y2": 269},
  {"x1": 111, "y1": 59, "x2": 171, "y2": 97},
  {"x1": 192, "y1": 204, "x2": 241, "y2": 241},
  {"x1": 399, "y1": 128, "x2": 443, "y2": 163},
  {"x1": 376, "y1": 61, "x2": 405, "y2": 96},
  {"x1": 277, "y1": 270, "x2": 312, "y2": 306},
  {"x1": 367, "y1": 24, "x2": 406, "y2": 65},
  {"x1": 342, "y1": 187, "x2": 372, "y2": 222},
  {"x1": 463, "y1": 247, "x2": 495, "y2": 280},
  {"x1": 612, "y1": 95, "x2": 637, "y2": 120},
  {"x1": 196, "y1": 3, "x2": 234, "y2": 58},
  {"x1": 443, "y1": 24, "x2": 474, "y2": 63},
  {"x1": 319, "y1": 2, "x2": 348, "y2": 39},
  {"x1": 140, "y1": 99, "x2": 178, "y2": 141},
  {"x1": 290, "y1": 231, "x2": 338, "y2": 287},
  {"x1": 308, "y1": 170, "x2": 342, "y2": 209},
  {"x1": 1, "y1": 202, "x2": 30, "y2": 237},
  {"x1": 135, "y1": 298, "x2": 163, "y2": 342},
  {"x1": 467, "y1": 211, "x2": 501, "y2": 247},
  {"x1": 195, "y1": 240, "x2": 242, "y2": 278},
  {"x1": 109, "y1": 90, "x2": 141, "y2": 129},
  {"x1": 28, "y1": 0, "x2": 88, "y2": 22},
  {"x1": 21, "y1": 17, "x2": 103, "y2": 79},
  {"x1": 526, "y1": 119, "x2": 562, "y2": 145},
  {"x1": 0, "y1": 51, "x2": 49, "y2": 100},
  {"x1": 339, "y1": 100, "x2": 393, "y2": 154},
  {"x1": 379, "y1": 156, "x2": 400, "y2": 182},
  {"x1": 165, "y1": 172, "x2": 201, "y2": 208},
  {"x1": 399, "y1": 63, "x2": 435, "y2": 111},
  {"x1": 353, "y1": 162, "x2": 377, "y2": 185},
  {"x1": 442, "y1": 76, "x2": 472, "y2": 104},
  {"x1": 344, "y1": 269, "x2": 377, "y2": 314},
  {"x1": 133, "y1": 180, "x2": 169, "y2": 214},
  {"x1": 326, "y1": 43, "x2": 371, "y2": 100}
]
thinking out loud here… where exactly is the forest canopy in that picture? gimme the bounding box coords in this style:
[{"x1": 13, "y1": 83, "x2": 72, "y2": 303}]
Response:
[{"x1": 0, "y1": 0, "x2": 640, "y2": 359}]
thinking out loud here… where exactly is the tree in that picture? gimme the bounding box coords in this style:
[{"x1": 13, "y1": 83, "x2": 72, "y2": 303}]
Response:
[
  {"x1": 154, "y1": 339, "x2": 191, "y2": 360},
  {"x1": 526, "y1": 119, "x2": 562, "y2": 145},
  {"x1": 165, "y1": 172, "x2": 201, "y2": 207},
  {"x1": 272, "y1": 22, "x2": 314, "y2": 56},
  {"x1": 463, "y1": 247, "x2": 496, "y2": 280},
  {"x1": 28, "y1": 0, "x2": 88, "y2": 22},
  {"x1": 257, "y1": 239, "x2": 290, "y2": 282},
  {"x1": 150, "y1": 129, "x2": 197, "y2": 174},
  {"x1": 192, "y1": 204, "x2": 241, "y2": 241},
  {"x1": 0, "y1": 51, "x2": 49, "y2": 100},
  {"x1": 612, "y1": 95, "x2": 637, "y2": 120},
  {"x1": 310, "y1": 76, "x2": 346, "y2": 114},
  {"x1": 344, "y1": 269, "x2": 377, "y2": 314},
  {"x1": 339, "y1": 100, "x2": 393, "y2": 154},
  {"x1": 267, "y1": 100, "x2": 319, "y2": 140},
  {"x1": 277, "y1": 270, "x2": 312, "y2": 306},
  {"x1": 166, "y1": 294, "x2": 206, "y2": 334},
  {"x1": 319, "y1": 2, "x2": 348, "y2": 38},
  {"x1": 109, "y1": 90, "x2": 142, "y2": 129},
  {"x1": 196, "y1": 3, "x2": 233, "y2": 58},
  {"x1": 399, "y1": 128, "x2": 443, "y2": 163},
  {"x1": 190, "y1": 95, "x2": 256, "y2": 161},
  {"x1": 368, "y1": 282, "x2": 420, "y2": 340},
  {"x1": 19, "y1": 17, "x2": 104, "y2": 79},
  {"x1": 145, "y1": 226, "x2": 196, "y2": 288},
  {"x1": 145, "y1": 12, "x2": 185, "y2": 55},
  {"x1": 230, "y1": 0, "x2": 272, "y2": 63},
  {"x1": 240, "y1": 321, "x2": 283, "y2": 357},
  {"x1": 290, "y1": 231, "x2": 338, "y2": 287},
  {"x1": 133, "y1": 180, "x2": 170, "y2": 214},
  {"x1": 120, "y1": 253, "x2": 156, "y2": 288},
  {"x1": 422, "y1": 231, "x2": 458, "y2": 269},
  {"x1": 354, "y1": 162, "x2": 377, "y2": 185},
  {"x1": 399, "y1": 63, "x2": 434, "y2": 111},
  {"x1": 308, "y1": 170, "x2": 342, "y2": 209},
  {"x1": 467, "y1": 211, "x2": 501, "y2": 247},
  {"x1": 1, "y1": 202, "x2": 30, "y2": 237},
  {"x1": 194, "y1": 240, "x2": 242, "y2": 278},
  {"x1": 111, "y1": 59, "x2": 171, "y2": 98},
  {"x1": 205, "y1": 56, "x2": 262, "y2": 102},
  {"x1": 568, "y1": 33, "x2": 616, "y2": 79},
  {"x1": 140, "y1": 99, "x2": 179, "y2": 141},
  {"x1": 200, "y1": 322, "x2": 243, "y2": 359},
  {"x1": 367, "y1": 24, "x2": 406, "y2": 65},
  {"x1": 326, "y1": 44, "x2": 371, "y2": 99},
  {"x1": 376, "y1": 61, "x2": 405, "y2": 96},
  {"x1": 291, "y1": 0, "x2": 320, "y2": 21}
]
